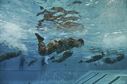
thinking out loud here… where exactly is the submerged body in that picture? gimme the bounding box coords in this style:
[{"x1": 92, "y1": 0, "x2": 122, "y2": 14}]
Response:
[
  {"x1": 79, "y1": 52, "x2": 104, "y2": 63},
  {"x1": 51, "y1": 50, "x2": 73, "y2": 63},
  {"x1": 35, "y1": 33, "x2": 84, "y2": 64},
  {"x1": 103, "y1": 53, "x2": 125, "y2": 64},
  {"x1": 0, "y1": 51, "x2": 22, "y2": 62}
]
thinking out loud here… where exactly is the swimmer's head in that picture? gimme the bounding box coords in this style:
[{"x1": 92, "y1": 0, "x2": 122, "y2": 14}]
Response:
[
  {"x1": 76, "y1": 38, "x2": 84, "y2": 47},
  {"x1": 72, "y1": 38, "x2": 84, "y2": 47}
]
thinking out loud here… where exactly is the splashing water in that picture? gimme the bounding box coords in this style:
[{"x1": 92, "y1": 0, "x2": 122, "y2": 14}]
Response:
[
  {"x1": 102, "y1": 32, "x2": 127, "y2": 49},
  {"x1": 0, "y1": 21, "x2": 27, "y2": 51}
]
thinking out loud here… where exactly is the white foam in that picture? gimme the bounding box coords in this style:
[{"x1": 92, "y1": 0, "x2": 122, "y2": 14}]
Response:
[
  {"x1": 0, "y1": 22, "x2": 27, "y2": 51},
  {"x1": 102, "y1": 32, "x2": 127, "y2": 49}
]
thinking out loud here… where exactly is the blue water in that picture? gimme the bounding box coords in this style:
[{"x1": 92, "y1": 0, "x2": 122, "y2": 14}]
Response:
[{"x1": 0, "y1": 0, "x2": 127, "y2": 84}]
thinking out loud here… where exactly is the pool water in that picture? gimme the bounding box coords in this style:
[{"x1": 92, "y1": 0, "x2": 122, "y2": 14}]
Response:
[{"x1": 0, "y1": 0, "x2": 127, "y2": 84}]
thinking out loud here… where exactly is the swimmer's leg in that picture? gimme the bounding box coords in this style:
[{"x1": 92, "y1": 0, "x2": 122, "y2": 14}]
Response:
[
  {"x1": 49, "y1": 52, "x2": 57, "y2": 60},
  {"x1": 44, "y1": 56, "x2": 50, "y2": 64},
  {"x1": 42, "y1": 53, "x2": 58, "y2": 64},
  {"x1": 35, "y1": 33, "x2": 44, "y2": 42}
]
